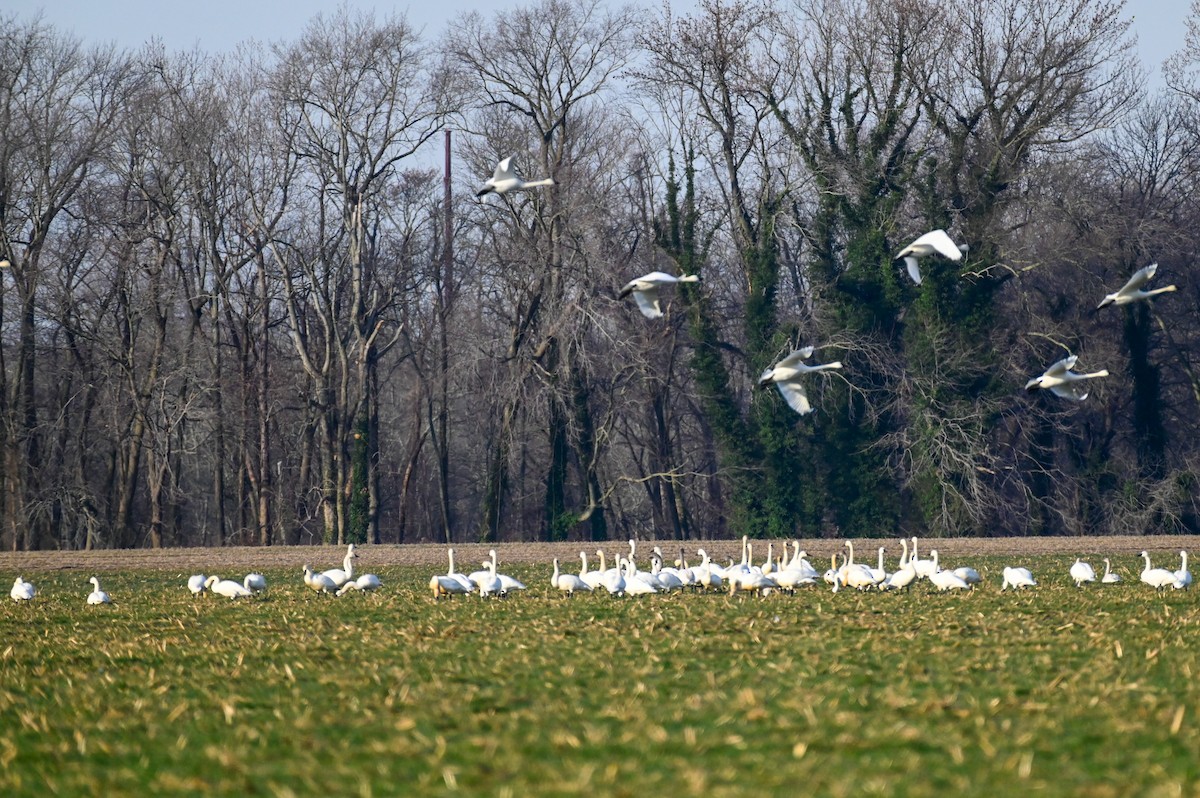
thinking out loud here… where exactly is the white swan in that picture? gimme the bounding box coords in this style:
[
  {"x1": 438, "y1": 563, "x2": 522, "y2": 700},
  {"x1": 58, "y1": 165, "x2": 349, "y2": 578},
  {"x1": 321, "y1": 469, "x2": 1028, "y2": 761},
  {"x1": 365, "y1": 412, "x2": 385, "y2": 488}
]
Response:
[
  {"x1": 895, "y1": 229, "x2": 966, "y2": 285},
  {"x1": 603, "y1": 559, "x2": 627, "y2": 596},
  {"x1": 337, "y1": 573, "x2": 382, "y2": 596},
  {"x1": 909, "y1": 537, "x2": 936, "y2": 580},
  {"x1": 1069, "y1": 558, "x2": 1096, "y2": 588},
  {"x1": 758, "y1": 347, "x2": 844, "y2": 416},
  {"x1": 1097, "y1": 263, "x2": 1176, "y2": 309},
  {"x1": 188, "y1": 574, "x2": 208, "y2": 595},
  {"x1": 1025, "y1": 355, "x2": 1109, "y2": 401},
  {"x1": 619, "y1": 271, "x2": 700, "y2": 319},
  {"x1": 86, "y1": 576, "x2": 111, "y2": 605},
  {"x1": 304, "y1": 564, "x2": 339, "y2": 595},
  {"x1": 1140, "y1": 550, "x2": 1182, "y2": 590},
  {"x1": 487, "y1": 550, "x2": 526, "y2": 594},
  {"x1": 243, "y1": 573, "x2": 267, "y2": 593},
  {"x1": 578, "y1": 552, "x2": 606, "y2": 590},
  {"x1": 321, "y1": 543, "x2": 357, "y2": 588},
  {"x1": 10, "y1": 577, "x2": 36, "y2": 601},
  {"x1": 928, "y1": 550, "x2": 972, "y2": 591},
  {"x1": 475, "y1": 560, "x2": 504, "y2": 599},
  {"x1": 881, "y1": 540, "x2": 917, "y2": 592},
  {"x1": 1001, "y1": 566, "x2": 1037, "y2": 590},
  {"x1": 839, "y1": 541, "x2": 880, "y2": 589},
  {"x1": 953, "y1": 565, "x2": 982, "y2": 585},
  {"x1": 204, "y1": 575, "x2": 253, "y2": 599},
  {"x1": 1101, "y1": 558, "x2": 1122, "y2": 584},
  {"x1": 476, "y1": 156, "x2": 554, "y2": 197},
  {"x1": 1174, "y1": 550, "x2": 1192, "y2": 590},
  {"x1": 444, "y1": 548, "x2": 476, "y2": 593},
  {"x1": 551, "y1": 558, "x2": 592, "y2": 597}
]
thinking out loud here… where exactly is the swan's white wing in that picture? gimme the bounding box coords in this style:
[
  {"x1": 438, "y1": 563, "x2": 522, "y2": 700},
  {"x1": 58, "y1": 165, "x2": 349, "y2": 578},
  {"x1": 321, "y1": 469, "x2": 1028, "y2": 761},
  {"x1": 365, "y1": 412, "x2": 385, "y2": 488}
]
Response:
[
  {"x1": 1120, "y1": 262, "x2": 1157, "y2": 293},
  {"x1": 492, "y1": 157, "x2": 514, "y2": 181},
  {"x1": 1044, "y1": 356, "x2": 1077, "y2": 377},
  {"x1": 905, "y1": 256, "x2": 922, "y2": 284},
  {"x1": 915, "y1": 229, "x2": 964, "y2": 261},
  {"x1": 774, "y1": 380, "x2": 813, "y2": 415},
  {"x1": 631, "y1": 287, "x2": 664, "y2": 319},
  {"x1": 1049, "y1": 382, "x2": 1091, "y2": 401},
  {"x1": 775, "y1": 347, "x2": 815, "y2": 369}
]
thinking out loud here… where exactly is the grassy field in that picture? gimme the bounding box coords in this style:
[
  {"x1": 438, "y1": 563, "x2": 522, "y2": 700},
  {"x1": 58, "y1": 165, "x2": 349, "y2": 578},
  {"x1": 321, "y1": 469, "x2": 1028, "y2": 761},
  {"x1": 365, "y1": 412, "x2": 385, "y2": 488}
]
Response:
[{"x1": 1, "y1": 547, "x2": 1198, "y2": 796}]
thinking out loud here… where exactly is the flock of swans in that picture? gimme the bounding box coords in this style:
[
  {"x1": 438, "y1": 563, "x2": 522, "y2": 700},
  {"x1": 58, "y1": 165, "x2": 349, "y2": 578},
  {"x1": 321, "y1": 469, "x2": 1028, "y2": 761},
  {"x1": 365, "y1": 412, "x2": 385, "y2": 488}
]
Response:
[{"x1": 3, "y1": 538, "x2": 1192, "y2": 605}]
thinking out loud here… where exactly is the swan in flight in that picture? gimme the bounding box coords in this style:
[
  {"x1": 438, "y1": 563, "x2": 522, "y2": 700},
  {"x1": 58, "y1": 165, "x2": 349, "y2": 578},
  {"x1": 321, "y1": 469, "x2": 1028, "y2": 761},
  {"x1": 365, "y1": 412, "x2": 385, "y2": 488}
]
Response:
[
  {"x1": 10, "y1": 577, "x2": 35, "y2": 601},
  {"x1": 1140, "y1": 551, "x2": 1182, "y2": 590},
  {"x1": 1101, "y1": 558, "x2": 1122, "y2": 584},
  {"x1": 1069, "y1": 558, "x2": 1096, "y2": 588},
  {"x1": 188, "y1": 574, "x2": 208, "y2": 595},
  {"x1": 476, "y1": 157, "x2": 554, "y2": 197},
  {"x1": 618, "y1": 271, "x2": 700, "y2": 319},
  {"x1": 1175, "y1": 550, "x2": 1192, "y2": 590},
  {"x1": 1097, "y1": 263, "x2": 1176, "y2": 309},
  {"x1": 86, "y1": 576, "x2": 111, "y2": 605},
  {"x1": 758, "y1": 346, "x2": 843, "y2": 416},
  {"x1": 204, "y1": 575, "x2": 253, "y2": 599},
  {"x1": 1001, "y1": 566, "x2": 1037, "y2": 590},
  {"x1": 243, "y1": 574, "x2": 267, "y2": 593},
  {"x1": 321, "y1": 544, "x2": 357, "y2": 589},
  {"x1": 304, "y1": 565, "x2": 339, "y2": 595},
  {"x1": 1025, "y1": 355, "x2": 1108, "y2": 401},
  {"x1": 895, "y1": 229, "x2": 966, "y2": 285}
]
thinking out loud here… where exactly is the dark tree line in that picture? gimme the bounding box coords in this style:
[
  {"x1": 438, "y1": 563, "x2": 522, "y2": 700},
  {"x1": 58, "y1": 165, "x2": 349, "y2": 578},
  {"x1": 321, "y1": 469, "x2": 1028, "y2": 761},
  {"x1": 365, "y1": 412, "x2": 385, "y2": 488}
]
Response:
[{"x1": 1, "y1": 0, "x2": 1198, "y2": 551}]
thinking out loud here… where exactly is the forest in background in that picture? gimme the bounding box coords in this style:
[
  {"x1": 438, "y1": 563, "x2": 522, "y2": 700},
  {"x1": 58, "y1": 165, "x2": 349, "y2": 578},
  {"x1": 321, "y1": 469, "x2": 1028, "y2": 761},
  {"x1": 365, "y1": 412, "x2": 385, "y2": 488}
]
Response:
[{"x1": 2, "y1": 0, "x2": 1200, "y2": 551}]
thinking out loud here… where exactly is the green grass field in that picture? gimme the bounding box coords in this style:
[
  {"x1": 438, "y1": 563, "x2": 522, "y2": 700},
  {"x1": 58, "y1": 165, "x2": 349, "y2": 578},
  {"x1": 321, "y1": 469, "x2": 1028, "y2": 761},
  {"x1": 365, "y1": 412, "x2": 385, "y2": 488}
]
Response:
[{"x1": 2, "y1": 556, "x2": 1198, "y2": 796}]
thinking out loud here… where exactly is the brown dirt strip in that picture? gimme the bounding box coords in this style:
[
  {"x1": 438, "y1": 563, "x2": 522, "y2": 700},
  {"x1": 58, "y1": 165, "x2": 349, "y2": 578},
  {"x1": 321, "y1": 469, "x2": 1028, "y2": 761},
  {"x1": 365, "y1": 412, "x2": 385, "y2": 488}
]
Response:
[{"x1": 0, "y1": 535, "x2": 1196, "y2": 574}]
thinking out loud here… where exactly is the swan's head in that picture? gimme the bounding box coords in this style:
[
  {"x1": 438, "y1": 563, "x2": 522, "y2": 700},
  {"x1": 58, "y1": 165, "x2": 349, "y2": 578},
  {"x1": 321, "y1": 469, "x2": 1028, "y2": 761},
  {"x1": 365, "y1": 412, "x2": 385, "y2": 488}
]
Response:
[
  {"x1": 204, "y1": 575, "x2": 219, "y2": 588},
  {"x1": 89, "y1": 576, "x2": 100, "y2": 588}
]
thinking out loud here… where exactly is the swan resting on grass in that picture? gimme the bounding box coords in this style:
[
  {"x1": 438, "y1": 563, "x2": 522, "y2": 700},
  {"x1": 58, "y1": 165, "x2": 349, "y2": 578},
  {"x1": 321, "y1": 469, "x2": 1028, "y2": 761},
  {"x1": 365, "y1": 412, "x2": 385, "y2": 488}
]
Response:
[
  {"x1": 11, "y1": 576, "x2": 36, "y2": 601},
  {"x1": 86, "y1": 576, "x2": 111, "y2": 605}
]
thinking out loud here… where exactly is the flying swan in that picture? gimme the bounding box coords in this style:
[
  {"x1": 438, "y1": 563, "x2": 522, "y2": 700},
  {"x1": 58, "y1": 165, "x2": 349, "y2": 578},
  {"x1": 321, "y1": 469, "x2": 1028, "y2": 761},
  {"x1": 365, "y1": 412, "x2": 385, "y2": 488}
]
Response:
[
  {"x1": 619, "y1": 271, "x2": 700, "y2": 319},
  {"x1": 758, "y1": 346, "x2": 843, "y2": 416},
  {"x1": 477, "y1": 157, "x2": 554, "y2": 197},
  {"x1": 1097, "y1": 263, "x2": 1176, "y2": 309},
  {"x1": 1025, "y1": 355, "x2": 1108, "y2": 401},
  {"x1": 895, "y1": 229, "x2": 967, "y2": 285}
]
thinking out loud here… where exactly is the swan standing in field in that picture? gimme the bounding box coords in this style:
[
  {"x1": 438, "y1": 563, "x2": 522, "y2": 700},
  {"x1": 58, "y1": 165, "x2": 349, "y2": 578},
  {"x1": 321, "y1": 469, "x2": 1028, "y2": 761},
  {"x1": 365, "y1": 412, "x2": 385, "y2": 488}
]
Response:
[
  {"x1": 188, "y1": 574, "x2": 208, "y2": 595},
  {"x1": 881, "y1": 540, "x2": 917, "y2": 592},
  {"x1": 953, "y1": 565, "x2": 982, "y2": 586},
  {"x1": 1140, "y1": 551, "x2": 1182, "y2": 591},
  {"x1": 1069, "y1": 558, "x2": 1096, "y2": 588},
  {"x1": 928, "y1": 550, "x2": 972, "y2": 591},
  {"x1": 243, "y1": 573, "x2": 267, "y2": 593},
  {"x1": 476, "y1": 157, "x2": 554, "y2": 197},
  {"x1": 444, "y1": 548, "x2": 476, "y2": 593},
  {"x1": 759, "y1": 346, "x2": 844, "y2": 416},
  {"x1": 1025, "y1": 355, "x2": 1109, "y2": 401},
  {"x1": 204, "y1": 575, "x2": 253, "y2": 599},
  {"x1": 485, "y1": 550, "x2": 526, "y2": 595},
  {"x1": 578, "y1": 552, "x2": 606, "y2": 591},
  {"x1": 1097, "y1": 263, "x2": 1176, "y2": 309},
  {"x1": 909, "y1": 537, "x2": 936, "y2": 580},
  {"x1": 304, "y1": 565, "x2": 339, "y2": 595},
  {"x1": 1002, "y1": 566, "x2": 1037, "y2": 590},
  {"x1": 895, "y1": 229, "x2": 966, "y2": 285},
  {"x1": 321, "y1": 544, "x2": 357, "y2": 589},
  {"x1": 551, "y1": 558, "x2": 592, "y2": 597},
  {"x1": 1174, "y1": 551, "x2": 1192, "y2": 590},
  {"x1": 86, "y1": 576, "x2": 111, "y2": 605},
  {"x1": 1101, "y1": 558, "x2": 1122, "y2": 584},
  {"x1": 619, "y1": 271, "x2": 700, "y2": 319},
  {"x1": 474, "y1": 560, "x2": 504, "y2": 599},
  {"x1": 10, "y1": 577, "x2": 36, "y2": 601}
]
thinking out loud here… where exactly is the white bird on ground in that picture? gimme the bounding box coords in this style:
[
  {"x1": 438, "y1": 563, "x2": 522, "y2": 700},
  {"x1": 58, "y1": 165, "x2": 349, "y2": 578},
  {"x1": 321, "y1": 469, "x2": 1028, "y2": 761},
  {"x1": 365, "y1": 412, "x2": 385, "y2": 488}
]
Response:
[
  {"x1": 243, "y1": 573, "x2": 267, "y2": 593},
  {"x1": 337, "y1": 573, "x2": 382, "y2": 596},
  {"x1": 443, "y1": 548, "x2": 475, "y2": 593},
  {"x1": 1140, "y1": 551, "x2": 1182, "y2": 591},
  {"x1": 474, "y1": 561, "x2": 504, "y2": 599},
  {"x1": 758, "y1": 346, "x2": 844, "y2": 416},
  {"x1": 1025, "y1": 355, "x2": 1109, "y2": 401},
  {"x1": 1001, "y1": 566, "x2": 1037, "y2": 590},
  {"x1": 476, "y1": 156, "x2": 554, "y2": 197},
  {"x1": 321, "y1": 543, "x2": 357, "y2": 588},
  {"x1": 619, "y1": 271, "x2": 700, "y2": 319},
  {"x1": 551, "y1": 558, "x2": 592, "y2": 597},
  {"x1": 1097, "y1": 263, "x2": 1176, "y2": 309},
  {"x1": 205, "y1": 575, "x2": 253, "y2": 599},
  {"x1": 578, "y1": 552, "x2": 606, "y2": 591},
  {"x1": 10, "y1": 577, "x2": 36, "y2": 601},
  {"x1": 909, "y1": 537, "x2": 937, "y2": 580},
  {"x1": 304, "y1": 565, "x2": 339, "y2": 595},
  {"x1": 1174, "y1": 550, "x2": 1192, "y2": 590},
  {"x1": 928, "y1": 550, "x2": 972, "y2": 591},
  {"x1": 895, "y1": 229, "x2": 966, "y2": 285},
  {"x1": 188, "y1": 574, "x2": 208, "y2": 595},
  {"x1": 1101, "y1": 558, "x2": 1122, "y2": 584},
  {"x1": 1069, "y1": 558, "x2": 1096, "y2": 588},
  {"x1": 953, "y1": 565, "x2": 982, "y2": 585},
  {"x1": 881, "y1": 540, "x2": 917, "y2": 592},
  {"x1": 86, "y1": 576, "x2": 111, "y2": 605},
  {"x1": 485, "y1": 550, "x2": 526, "y2": 594}
]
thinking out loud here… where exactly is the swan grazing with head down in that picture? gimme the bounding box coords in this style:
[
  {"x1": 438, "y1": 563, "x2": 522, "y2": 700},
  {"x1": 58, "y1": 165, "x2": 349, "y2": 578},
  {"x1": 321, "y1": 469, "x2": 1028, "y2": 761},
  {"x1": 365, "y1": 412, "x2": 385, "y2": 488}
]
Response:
[
  {"x1": 895, "y1": 229, "x2": 966, "y2": 285},
  {"x1": 1101, "y1": 558, "x2": 1122, "y2": 584},
  {"x1": 476, "y1": 157, "x2": 554, "y2": 197},
  {"x1": 10, "y1": 577, "x2": 36, "y2": 601},
  {"x1": 1025, "y1": 356, "x2": 1109, "y2": 401},
  {"x1": 1001, "y1": 566, "x2": 1037, "y2": 590},
  {"x1": 619, "y1": 271, "x2": 700, "y2": 319},
  {"x1": 1097, "y1": 263, "x2": 1176, "y2": 309},
  {"x1": 758, "y1": 347, "x2": 844, "y2": 416},
  {"x1": 243, "y1": 573, "x2": 267, "y2": 593},
  {"x1": 1069, "y1": 558, "x2": 1096, "y2": 588},
  {"x1": 204, "y1": 575, "x2": 253, "y2": 599},
  {"x1": 188, "y1": 574, "x2": 208, "y2": 595},
  {"x1": 86, "y1": 576, "x2": 111, "y2": 605},
  {"x1": 1140, "y1": 551, "x2": 1182, "y2": 591}
]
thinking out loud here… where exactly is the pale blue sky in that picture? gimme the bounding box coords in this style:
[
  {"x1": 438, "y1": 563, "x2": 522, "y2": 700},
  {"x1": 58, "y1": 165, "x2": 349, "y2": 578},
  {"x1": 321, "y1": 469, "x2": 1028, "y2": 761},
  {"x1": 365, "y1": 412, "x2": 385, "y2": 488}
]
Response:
[{"x1": 6, "y1": 0, "x2": 1193, "y2": 81}]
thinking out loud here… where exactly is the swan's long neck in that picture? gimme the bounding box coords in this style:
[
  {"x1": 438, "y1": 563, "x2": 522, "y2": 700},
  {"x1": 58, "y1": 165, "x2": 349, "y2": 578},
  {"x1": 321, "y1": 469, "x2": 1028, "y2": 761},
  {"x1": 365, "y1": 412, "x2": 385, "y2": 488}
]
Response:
[
  {"x1": 878, "y1": 547, "x2": 885, "y2": 571},
  {"x1": 1142, "y1": 552, "x2": 1152, "y2": 571},
  {"x1": 491, "y1": 549, "x2": 498, "y2": 570},
  {"x1": 597, "y1": 550, "x2": 607, "y2": 572},
  {"x1": 522, "y1": 178, "x2": 555, "y2": 190},
  {"x1": 1146, "y1": 285, "x2": 1177, "y2": 298},
  {"x1": 845, "y1": 541, "x2": 855, "y2": 566},
  {"x1": 448, "y1": 548, "x2": 456, "y2": 575},
  {"x1": 900, "y1": 539, "x2": 909, "y2": 567},
  {"x1": 931, "y1": 549, "x2": 940, "y2": 573},
  {"x1": 580, "y1": 552, "x2": 589, "y2": 574},
  {"x1": 741, "y1": 535, "x2": 748, "y2": 566}
]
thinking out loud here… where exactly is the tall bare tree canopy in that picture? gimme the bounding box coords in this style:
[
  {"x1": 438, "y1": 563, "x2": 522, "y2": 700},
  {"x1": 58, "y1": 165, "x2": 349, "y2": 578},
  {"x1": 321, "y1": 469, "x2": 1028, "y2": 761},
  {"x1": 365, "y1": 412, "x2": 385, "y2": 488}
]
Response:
[{"x1": 2, "y1": 0, "x2": 1198, "y2": 550}]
